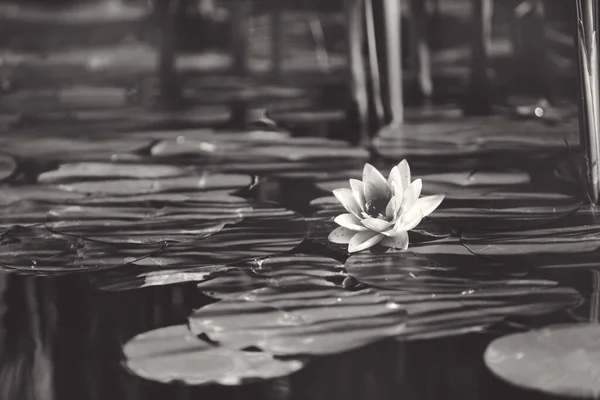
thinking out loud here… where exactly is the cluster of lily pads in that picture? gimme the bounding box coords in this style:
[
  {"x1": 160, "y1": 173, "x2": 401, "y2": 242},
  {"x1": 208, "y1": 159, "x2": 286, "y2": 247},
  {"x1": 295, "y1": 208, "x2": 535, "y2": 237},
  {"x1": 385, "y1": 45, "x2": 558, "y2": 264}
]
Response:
[{"x1": 0, "y1": 120, "x2": 598, "y2": 396}]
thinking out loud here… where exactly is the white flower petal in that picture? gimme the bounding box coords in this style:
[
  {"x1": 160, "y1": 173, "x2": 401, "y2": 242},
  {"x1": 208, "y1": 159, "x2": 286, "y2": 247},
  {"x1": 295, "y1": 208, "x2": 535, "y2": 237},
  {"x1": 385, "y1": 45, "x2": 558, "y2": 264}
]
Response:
[
  {"x1": 333, "y1": 188, "x2": 362, "y2": 217},
  {"x1": 334, "y1": 213, "x2": 368, "y2": 231},
  {"x1": 380, "y1": 231, "x2": 409, "y2": 250},
  {"x1": 361, "y1": 217, "x2": 394, "y2": 233},
  {"x1": 414, "y1": 194, "x2": 445, "y2": 217},
  {"x1": 397, "y1": 206, "x2": 424, "y2": 232},
  {"x1": 362, "y1": 164, "x2": 390, "y2": 202},
  {"x1": 399, "y1": 179, "x2": 423, "y2": 218},
  {"x1": 385, "y1": 196, "x2": 396, "y2": 220},
  {"x1": 328, "y1": 226, "x2": 356, "y2": 244},
  {"x1": 349, "y1": 179, "x2": 366, "y2": 211},
  {"x1": 388, "y1": 160, "x2": 411, "y2": 192},
  {"x1": 348, "y1": 231, "x2": 384, "y2": 253}
]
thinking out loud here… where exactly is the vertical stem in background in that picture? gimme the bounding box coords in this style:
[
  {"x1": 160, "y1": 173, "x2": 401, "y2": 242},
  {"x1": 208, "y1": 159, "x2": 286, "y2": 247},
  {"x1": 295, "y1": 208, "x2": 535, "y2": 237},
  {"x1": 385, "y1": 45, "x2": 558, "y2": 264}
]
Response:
[
  {"x1": 231, "y1": 0, "x2": 250, "y2": 76},
  {"x1": 271, "y1": 0, "x2": 285, "y2": 78},
  {"x1": 383, "y1": 0, "x2": 403, "y2": 124},
  {"x1": 365, "y1": 0, "x2": 385, "y2": 126},
  {"x1": 576, "y1": 0, "x2": 600, "y2": 204},
  {"x1": 590, "y1": 270, "x2": 600, "y2": 322},
  {"x1": 410, "y1": 0, "x2": 433, "y2": 101},
  {"x1": 464, "y1": 0, "x2": 493, "y2": 115},
  {"x1": 346, "y1": 0, "x2": 370, "y2": 145},
  {"x1": 307, "y1": 14, "x2": 331, "y2": 71},
  {"x1": 156, "y1": 0, "x2": 181, "y2": 103}
]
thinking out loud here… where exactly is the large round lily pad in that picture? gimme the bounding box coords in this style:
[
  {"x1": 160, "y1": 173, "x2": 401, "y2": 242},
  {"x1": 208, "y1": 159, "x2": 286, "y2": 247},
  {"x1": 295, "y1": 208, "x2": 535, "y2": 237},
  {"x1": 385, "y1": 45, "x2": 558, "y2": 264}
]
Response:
[
  {"x1": 485, "y1": 323, "x2": 600, "y2": 398},
  {"x1": 189, "y1": 287, "x2": 406, "y2": 356},
  {"x1": 123, "y1": 325, "x2": 305, "y2": 386}
]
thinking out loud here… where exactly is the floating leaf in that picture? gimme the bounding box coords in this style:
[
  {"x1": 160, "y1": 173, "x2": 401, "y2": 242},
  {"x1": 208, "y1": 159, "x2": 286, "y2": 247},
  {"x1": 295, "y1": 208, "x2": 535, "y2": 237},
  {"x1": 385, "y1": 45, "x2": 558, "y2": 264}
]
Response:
[
  {"x1": 461, "y1": 206, "x2": 600, "y2": 267},
  {"x1": 197, "y1": 254, "x2": 345, "y2": 299},
  {"x1": 391, "y1": 285, "x2": 581, "y2": 341},
  {"x1": 0, "y1": 185, "x2": 87, "y2": 206},
  {"x1": 485, "y1": 323, "x2": 600, "y2": 398},
  {"x1": 0, "y1": 136, "x2": 150, "y2": 161},
  {"x1": 0, "y1": 225, "x2": 160, "y2": 274},
  {"x1": 123, "y1": 325, "x2": 305, "y2": 386},
  {"x1": 372, "y1": 117, "x2": 577, "y2": 161},
  {"x1": 90, "y1": 204, "x2": 307, "y2": 290},
  {"x1": 315, "y1": 170, "x2": 532, "y2": 197},
  {"x1": 45, "y1": 192, "x2": 252, "y2": 244},
  {"x1": 38, "y1": 162, "x2": 187, "y2": 183},
  {"x1": 345, "y1": 248, "x2": 581, "y2": 340},
  {"x1": 152, "y1": 136, "x2": 368, "y2": 178},
  {"x1": 189, "y1": 287, "x2": 406, "y2": 356},
  {"x1": 56, "y1": 173, "x2": 252, "y2": 196}
]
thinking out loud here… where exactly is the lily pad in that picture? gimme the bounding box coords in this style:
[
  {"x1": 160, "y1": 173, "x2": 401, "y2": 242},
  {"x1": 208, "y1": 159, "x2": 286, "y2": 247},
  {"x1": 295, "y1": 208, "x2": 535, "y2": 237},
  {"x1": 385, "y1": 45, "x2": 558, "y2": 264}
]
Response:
[
  {"x1": 484, "y1": 323, "x2": 600, "y2": 398},
  {"x1": 90, "y1": 204, "x2": 307, "y2": 290},
  {"x1": 372, "y1": 117, "x2": 577, "y2": 161},
  {"x1": 394, "y1": 284, "x2": 581, "y2": 341},
  {"x1": 0, "y1": 185, "x2": 88, "y2": 206},
  {"x1": 345, "y1": 249, "x2": 581, "y2": 340},
  {"x1": 0, "y1": 225, "x2": 161, "y2": 273},
  {"x1": 461, "y1": 206, "x2": 600, "y2": 266},
  {"x1": 189, "y1": 287, "x2": 407, "y2": 356},
  {"x1": 123, "y1": 325, "x2": 305, "y2": 386},
  {"x1": 198, "y1": 254, "x2": 345, "y2": 299},
  {"x1": 315, "y1": 170, "x2": 532, "y2": 197},
  {"x1": 151, "y1": 136, "x2": 368, "y2": 178},
  {"x1": 45, "y1": 192, "x2": 252, "y2": 244},
  {"x1": 0, "y1": 136, "x2": 150, "y2": 161},
  {"x1": 37, "y1": 162, "x2": 187, "y2": 183},
  {"x1": 56, "y1": 173, "x2": 252, "y2": 196}
]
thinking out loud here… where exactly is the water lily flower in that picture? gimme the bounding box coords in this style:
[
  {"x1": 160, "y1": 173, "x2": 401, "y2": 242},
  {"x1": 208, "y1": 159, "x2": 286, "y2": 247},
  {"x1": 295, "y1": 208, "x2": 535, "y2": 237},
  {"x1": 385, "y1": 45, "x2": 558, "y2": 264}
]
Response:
[{"x1": 328, "y1": 160, "x2": 445, "y2": 253}]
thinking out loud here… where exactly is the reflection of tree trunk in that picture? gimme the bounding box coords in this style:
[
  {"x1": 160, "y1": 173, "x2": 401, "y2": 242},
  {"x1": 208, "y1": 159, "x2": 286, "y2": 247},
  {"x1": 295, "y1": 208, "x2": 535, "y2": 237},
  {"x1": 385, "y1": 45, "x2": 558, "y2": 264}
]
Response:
[
  {"x1": 231, "y1": 0, "x2": 250, "y2": 76},
  {"x1": 270, "y1": 0, "x2": 285, "y2": 78},
  {"x1": 464, "y1": 0, "x2": 493, "y2": 115},
  {"x1": 576, "y1": 0, "x2": 600, "y2": 204},
  {"x1": 0, "y1": 276, "x2": 54, "y2": 400},
  {"x1": 156, "y1": 0, "x2": 182, "y2": 104},
  {"x1": 383, "y1": 0, "x2": 403, "y2": 124},
  {"x1": 409, "y1": 0, "x2": 432, "y2": 102},
  {"x1": 346, "y1": 0, "x2": 370, "y2": 145}
]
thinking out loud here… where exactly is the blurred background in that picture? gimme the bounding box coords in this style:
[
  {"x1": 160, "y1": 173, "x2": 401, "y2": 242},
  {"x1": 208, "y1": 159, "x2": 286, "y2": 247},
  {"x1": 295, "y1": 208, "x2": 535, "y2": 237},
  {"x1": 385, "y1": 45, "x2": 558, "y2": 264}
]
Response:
[{"x1": 0, "y1": 0, "x2": 581, "y2": 143}]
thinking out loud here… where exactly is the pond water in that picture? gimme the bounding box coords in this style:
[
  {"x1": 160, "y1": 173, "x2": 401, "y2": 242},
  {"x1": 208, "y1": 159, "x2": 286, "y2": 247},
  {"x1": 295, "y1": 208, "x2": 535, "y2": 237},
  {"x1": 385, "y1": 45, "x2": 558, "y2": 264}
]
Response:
[{"x1": 0, "y1": 97, "x2": 597, "y2": 400}]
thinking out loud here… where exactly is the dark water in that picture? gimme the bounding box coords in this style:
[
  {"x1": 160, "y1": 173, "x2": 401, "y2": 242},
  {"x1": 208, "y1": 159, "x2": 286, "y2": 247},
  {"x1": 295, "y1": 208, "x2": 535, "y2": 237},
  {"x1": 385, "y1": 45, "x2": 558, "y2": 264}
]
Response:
[{"x1": 0, "y1": 100, "x2": 597, "y2": 400}]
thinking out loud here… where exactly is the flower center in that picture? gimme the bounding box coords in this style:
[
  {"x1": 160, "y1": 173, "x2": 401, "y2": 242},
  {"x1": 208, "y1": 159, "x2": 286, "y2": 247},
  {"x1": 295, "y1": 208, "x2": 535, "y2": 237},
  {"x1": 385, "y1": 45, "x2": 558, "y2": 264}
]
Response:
[{"x1": 365, "y1": 198, "x2": 388, "y2": 219}]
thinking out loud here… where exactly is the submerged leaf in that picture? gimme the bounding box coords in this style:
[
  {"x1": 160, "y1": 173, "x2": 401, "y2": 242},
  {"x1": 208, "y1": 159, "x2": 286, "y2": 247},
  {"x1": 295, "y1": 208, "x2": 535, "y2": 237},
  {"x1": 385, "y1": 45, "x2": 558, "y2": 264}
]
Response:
[
  {"x1": 189, "y1": 287, "x2": 406, "y2": 356},
  {"x1": 123, "y1": 325, "x2": 305, "y2": 386},
  {"x1": 485, "y1": 323, "x2": 600, "y2": 398}
]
